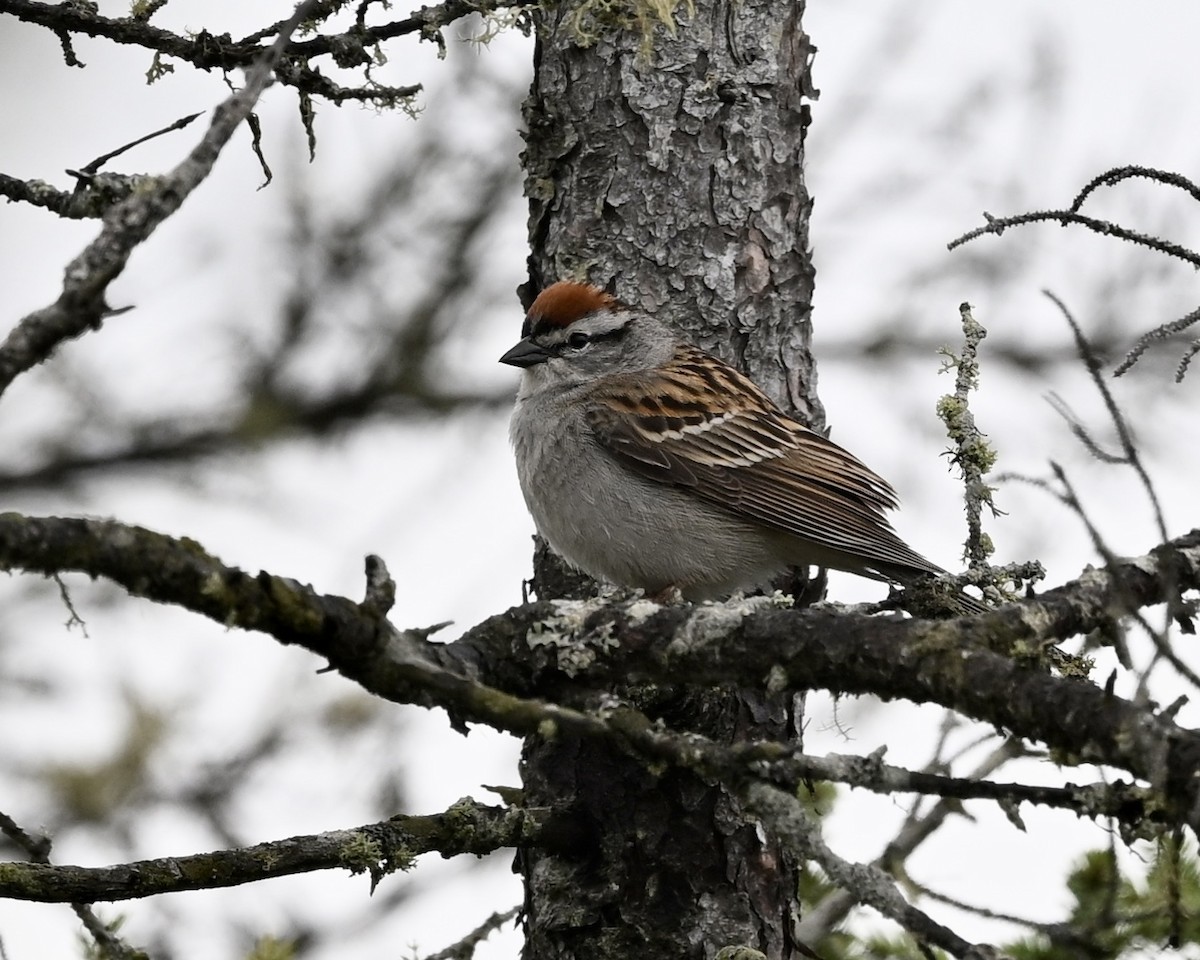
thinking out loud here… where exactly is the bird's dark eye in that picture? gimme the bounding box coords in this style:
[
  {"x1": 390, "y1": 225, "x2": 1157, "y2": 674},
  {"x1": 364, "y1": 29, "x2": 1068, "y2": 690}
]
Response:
[{"x1": 566, "y1": 332, "x2": 590, "y2": 349}]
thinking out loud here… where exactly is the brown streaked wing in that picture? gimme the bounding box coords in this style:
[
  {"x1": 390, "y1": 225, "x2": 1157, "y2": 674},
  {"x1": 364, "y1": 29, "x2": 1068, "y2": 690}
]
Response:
[{"x1": 585, "y1": 347, "x2": 939, "y2": 575}]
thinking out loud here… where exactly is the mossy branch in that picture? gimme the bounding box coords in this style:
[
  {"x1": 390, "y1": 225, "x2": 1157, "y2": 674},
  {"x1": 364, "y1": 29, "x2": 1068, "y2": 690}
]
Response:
[{"x1": 938, "y1": 302, "x2": 999, "y2": 570}]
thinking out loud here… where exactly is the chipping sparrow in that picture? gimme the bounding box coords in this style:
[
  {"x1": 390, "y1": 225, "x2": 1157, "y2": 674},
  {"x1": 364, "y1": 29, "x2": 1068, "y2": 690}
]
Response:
[{"x1": 501, "y1": 280, "x2": 984, "y2": 610}]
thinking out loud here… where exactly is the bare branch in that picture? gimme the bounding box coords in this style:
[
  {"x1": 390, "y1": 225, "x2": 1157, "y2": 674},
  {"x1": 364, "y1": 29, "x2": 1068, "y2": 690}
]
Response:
[
  {"x1": 744, "y1": 783, "x2": 1007, "y2": 960},
  {"x1": 0, "y1": 2, "x2": 314, "y2": 400},
  {"x1": 767, "y1": 748, "x2": 1163, "y2": 828},
  {"x1": 949, "y1": 209, "x2": 1200, "y2": 270},
  {"x1": 1115, "y1": 305, "x2": 1200, "y2": 381},
  {"x1": 0, "y1": 383, "x2": 508, "y2": 494},
  {"x1": 797, "y1": 739, "x2": 1026, "y2": 943},
  {"x1": 0, "y1": 0, "x2": 528, "y2": 107},
  {"x1": 1043, "y1": 290, "x2": 1168, "y2": 544},
  {"x1": 76, "y1": 111, "x2": 205, "y2": 175},
  {"x1": 0, "y1": 110, "x2": 520, "y2": 492},
  {"x1": 0, "y1": 172, "x2": 141, "y2": 220},
  {"x1": 948, "y1": 165, "x2": 1200, "y2": 379},
  {"x1": 0, "y1": 801, "x2": 547, "y2": 903},
  {"x1": 1069, "y1": 165, "x2": 1200, "y2": 212},
  {"x1": 421, "y1": 906, "x2": 521, "y2": 960}
]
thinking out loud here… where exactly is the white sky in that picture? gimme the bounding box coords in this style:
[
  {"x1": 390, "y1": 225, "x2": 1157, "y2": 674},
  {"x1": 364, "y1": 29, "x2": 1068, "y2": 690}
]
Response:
[{"x1": 2, "y1": 1, "x2": 1200, "y2": 957}]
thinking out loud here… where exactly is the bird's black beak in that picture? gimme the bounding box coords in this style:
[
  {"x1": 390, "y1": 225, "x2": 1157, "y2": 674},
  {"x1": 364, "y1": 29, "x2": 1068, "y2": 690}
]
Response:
[{"x1": 499, "y1": 338, "x2": 551, "y2": 368}]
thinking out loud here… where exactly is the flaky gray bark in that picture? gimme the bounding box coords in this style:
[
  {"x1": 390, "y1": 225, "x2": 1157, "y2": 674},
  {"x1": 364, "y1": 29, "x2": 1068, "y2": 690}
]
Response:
[{"x1": 520, "y1": 1, "x2": 818, "y2": 956}]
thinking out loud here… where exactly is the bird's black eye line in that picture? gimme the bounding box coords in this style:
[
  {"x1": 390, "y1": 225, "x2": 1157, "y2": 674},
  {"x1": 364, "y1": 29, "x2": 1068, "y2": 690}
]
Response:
[
  {"x1": 532, "y1": 322, "x2": 629, "y2": 358},
  {"x1": 559, "y1": 324, "x2": 628, "y2": 354}
]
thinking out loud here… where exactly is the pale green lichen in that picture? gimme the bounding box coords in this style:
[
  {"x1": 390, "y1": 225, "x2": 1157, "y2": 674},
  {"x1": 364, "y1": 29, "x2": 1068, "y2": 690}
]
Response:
[
  {"x1": 527, "y1": 597, "x2": 620, "y2": 676},
  {"x1": 244, "y1": 936, "x2": 298, "y2": 960},
  {"x1": 467, "y1": 6, "x2": 529, "y2": 45},
  {"x1": 668, "y1": 594, "x2": 788, "y2": 658},
  {"x1": 714, "y1": 944, "x2": 767, "y2": 960},
  {"x1": 567, "y1": 0, "x2": 694, "y2": 56},
  {"x1": 938, "y1": 304, "x2": 1007, "y2": 587},
  {"x1": 338, "y1": 833, "x2": 385, "y2": 876},
  {"x1": 145, "y1": 50, "x2": 174, "y2": 84},
  {"x1": 439, "y1": 798, "x2": 487, "y2": 850}
]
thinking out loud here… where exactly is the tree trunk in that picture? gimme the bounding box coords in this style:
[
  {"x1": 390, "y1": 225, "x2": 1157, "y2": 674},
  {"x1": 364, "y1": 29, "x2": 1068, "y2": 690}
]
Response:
[{"x1": 519, "y1": 0, "x2": 819, "y2": 956}]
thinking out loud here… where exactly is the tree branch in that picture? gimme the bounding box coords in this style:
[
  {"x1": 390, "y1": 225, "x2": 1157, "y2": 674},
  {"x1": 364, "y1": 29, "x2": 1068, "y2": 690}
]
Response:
[
  {"x1": 744, "y1": 783, "x2": 1007, "y2": 960},
  {"x1": 0, "y1": 800, "x2": 546, "y2": 903},
  {"x1": 1, "y1": 808, "x2": 145, "y2": 958},
  {"x1": 2, "y1": 513, "x2": 1200, "y2": 827},
  {"x1": 766, "y1": 748, "x2": 1162, "y2": 828},
  {"x1": 0, "y1": 0, "x2": 525, "y2": 104},
  {"x1": 0, "y1": 383, "x2": 508, "y2": 494},
  {"x1": 949, "y1": 209, "x2": 1200, "y2": 270},
  {"x1": 421, "y1": 905, "x2": 521, "y2": 960},
  {"x1": 0, "y1": 1, "x2": 312, "y2": 400},
  {"x1": 796, "y1": 738, "x2": 1025, "y2": 943},
  {"x1": 5, "y1": 513, "x2": 1200, "y2": 952}
]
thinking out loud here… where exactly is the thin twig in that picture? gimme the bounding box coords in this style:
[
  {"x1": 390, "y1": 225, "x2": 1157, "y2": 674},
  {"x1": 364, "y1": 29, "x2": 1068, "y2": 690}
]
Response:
[
  {"x1": 74, "y1": 112, "x2": 204, "y2": 175},
  {"x1": 421, "y1": 906, "x2": 521, "y2": 960},
  {"x1": 1114, "y1": 305, "x2": 1200, "y2": 381},
  {"x1": 1043, "y1": 290, "x2": 1168, "y2": 544},
  {"x1": 949, "y1": 166, "x2": 1200, "y2": 379},
  {"x1": 796, "y1": 739, "x2": 1026, "y2": 943},
  {"x1": 1004, "y1": 467, "x2": 1200, "y2": 688},
  {"x1": 906, "y1": 878, "x2": 1060, "y2": 932},
  {"x1": 1040, "y1": 292, "x2": 1197, "y2": 682},
  {"x1": 949, "y1": 209, "x2": 1200, "y2": 270},
  {"x1": 762, "y1": 746, "x2": 1160, "y2": 826},
  {"x1": 1070, "y1": 165, "x2": 1200, "y2": 212}
]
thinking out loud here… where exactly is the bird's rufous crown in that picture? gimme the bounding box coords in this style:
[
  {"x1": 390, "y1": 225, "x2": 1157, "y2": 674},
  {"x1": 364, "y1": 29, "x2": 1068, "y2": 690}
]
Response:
[{"x1": 526, "y1": 281, "x2": 617, "y2": 331}]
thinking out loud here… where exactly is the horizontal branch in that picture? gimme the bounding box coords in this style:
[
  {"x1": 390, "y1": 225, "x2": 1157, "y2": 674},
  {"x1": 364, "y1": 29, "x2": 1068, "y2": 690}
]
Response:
[
  {"x1": 767, "y1": 750, "x2": 1162, "y2": 828},
  {"x1": 0, "y1": 800, "x2": 546, "y2": 904},
  {"x1": 466, "y1": 541, "x2": 1200, "y2": 787},
  {"x1": 0, "y1": 0, "x2": 522, "y2": 104},
  {"x1": 3, "y1": 512, "x2": 1198, "y2": 953},
  {"x1": 0, "y1": 516, "x2": 715, "y2": 759},
  {"x1": 2, "y1": 513, "x2": 1200, "y2": 829},
  {"x1": 949, "y1": 209, "x2": 1200, "y2": 270},
  {"x1": 0, "y1": 172, "x2": 111, "y2": 219},
  {"x1": 0, "y1": 114, "x2": 204, "y2": 219},
  {"x1": 421, "y1": 905, "x2": 521, "y2": 960}
]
